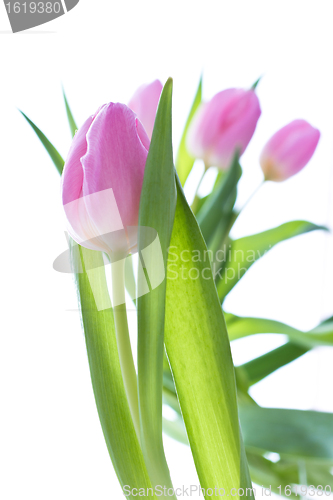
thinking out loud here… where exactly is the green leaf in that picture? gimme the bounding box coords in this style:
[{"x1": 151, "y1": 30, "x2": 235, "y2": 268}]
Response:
[
  {"x1": 217, "y1": 220, "x2": 326, "y2": 301},
  {"x1": 69, "y1": 240, "x2": 154, "y2": 497},
  {"x1": 20, "y1": 111, "x2": 65, "y2": 174},
  {"x1": 137, "y1": 78, "x2": 177, "y2": 493},
  {"x1": 246, "y1": 453, "x2": 301, "y2": 498},
  {"x1": 163, "y1": 410, "x2": 333, "y2": 496},
  {"x1": 162, "y1": 417, "x2": 189, "y2": 445},
  {"x1": 163, "y1": 388, "x2": 181, "y2": 415},
  {"x1": 250, "y1": 76, "x2": 262, "y2": 90},
  {"x1": 239, "y1": 342, "x2": 309, "y2": 386},
  {"x1": 191, "y1": 170, "x2": 226, "y2": 216},
  {"x1": 226, "y1": 313, "x2": 303, "y2": 341},
  {"x1": 248, "y1": 452, "x2": 333, "y2": 497},
  {"x1": 38, "y1": 115, "x2": 154, "y2": 496},
  {"x1": 62, "y1": 87, "x2": 78, "y2": 138},
  {"x1": 175, "y1": 75, "x2": 202, "y2": 186},
  {"x1": 246, "y1": 452, "x2": 290, "y2": 494},
  {"x1": 163, "y1": 338, "x2": 304, "y2": 398},
  {"x1": 192, "y1": 193, "x2": 209, "y2": 215},
  {"x1": 240, "y1": 405, "x2": 333, "y2": 463},
  {"x1": 163, "y1": 370, "x2": 177, "y2": 394},
  {"x1": 164, "y1": 175, "x2": 253, "y2": 497},
  {"x1": 226, "y1": 314, "x2": 333, "y2": 348},
  {"x1": 197, "y1": 153, "x2": 241, "y2": 245},
  {"x1": 162, "y1": 390, "x2": 333, "y2": 495}
]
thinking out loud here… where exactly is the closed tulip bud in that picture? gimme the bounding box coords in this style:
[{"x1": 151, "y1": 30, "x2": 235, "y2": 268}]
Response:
[
  {"x1": 260, "y1": 119, "x2": 320, "y2": 182},
  {"x1": 186, "y1": 88, "x2": 261, "y2": 169},
  {"x1": 128, "y1": 79, "x2": 163, "y2": 140},
  {"x1": 61, "y1": 102, "x2": 150, "y2": 257}
]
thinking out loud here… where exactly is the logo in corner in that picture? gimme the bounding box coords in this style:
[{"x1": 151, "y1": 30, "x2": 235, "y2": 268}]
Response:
[{"x1": 4, "y1": 0, "x2": 80, "y2": 33}]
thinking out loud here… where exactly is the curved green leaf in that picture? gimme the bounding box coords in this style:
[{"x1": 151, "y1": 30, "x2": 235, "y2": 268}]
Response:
[
  {"x1": 240, "y1": 405, "x2": 333, "y2": 463},
  {"x1": 70, "y1": 240, "x2": 154, "y2": 498},
  {"x1": 218, "y1": 221, "x2": 326, "y2": 301},
  {"x1": 162, "y1": 417, "x2": 189, "y2": 446},
  {"x1": 226, "y1": 314, "x2": 333, "y2": 348},
  {"x1": 239, "y1": 342, "x2": 309, "y2": 386},
  {"x1": 165, "y1": 176, "x2": 253, "y2": 498},
  {"x1": 226, "y1": 313, "x2": 302, "y2": 340},
  {"x1": 20, "y1": 111, "x2": 64, "y2": 174},
  {"x1": 250, "y1": 76, "x2": 262, "y2": 90},
  {"x1": 175, "y1": 76, "x2": 202, "y2": 186},
  {"x1": 197, "y1": 153, "x2": 241, "y2": 245},
  {"x1": 40, "y1": 137, "x2": 153, "y2": 496},
  {"x1": 62, "y1": 87, "x2": 78, "y2": 138},
  {"x1": 245, "y1": 453, "x2": 333, "y2": 498},
  {"x1": 163, "y1": 412, "x2": 333, "y2": 496},
  {"x1": 137, "y1": 78, "x2": 177, "y2": 495},
  {"x1": 163, "y1": 403, "x2": 333, "y2": 496}
]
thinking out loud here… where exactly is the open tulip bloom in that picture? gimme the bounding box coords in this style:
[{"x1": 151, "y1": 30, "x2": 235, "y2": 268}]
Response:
[{"x1": 21, "y1": 76, "x2": 333, "y2": 499}]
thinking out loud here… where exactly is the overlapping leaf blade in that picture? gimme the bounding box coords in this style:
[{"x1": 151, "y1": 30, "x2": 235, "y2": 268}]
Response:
[
  {"x1": 20, "y1": 111, "x2": 65, "y2": 174},
  {"x1": 137, "y1": 78, "x2": 177, "y2": 494},
  {"x1": 62, "y1": 88, "x2": 78, "y2": 138},
  {"x1": 164, "y1": 176, "x2": 253, "y2": 498},
  {"x1": 226, "y1": 314, "x2": 333, "y2": 347},
  {"x1": 240, "y1": 405, "x2": 333, "y2": 463},
  {"x1": 248, "y1": 452, "x2": 333, "y2": 497},
  {"x1": 162, "y1": 400, "x2": 333, "y2": 495},
  {"x1": 22, "y1": 99, "x2": 155, "y2": 496},
  {"x1": 175, "y1": 76, "x2": 202, "y2": 186},
  {"x1": 218, "y1": 221, "x2": 326, "y2": 301},
  {"x1": 197, "y1": 153, "x2": 241, "y2": 245},
  {"x1": 239, "y1": 342, "x2": 309, "y2": 386},
  {"x1": 71, "y1": 242, "x2": 154, "y2": 496}
]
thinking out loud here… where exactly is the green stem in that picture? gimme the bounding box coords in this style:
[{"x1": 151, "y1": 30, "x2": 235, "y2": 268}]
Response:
[
  {"x1": 190, "y1": 164, "x2": 208, "y2": 213},
  {"x1": 111, "y1": 257, "x2": 140, "y2": 440}
]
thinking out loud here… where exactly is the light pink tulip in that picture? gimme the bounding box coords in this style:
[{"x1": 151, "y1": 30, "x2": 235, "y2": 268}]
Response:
[
  {"x1": 260, "y1": 120, "x2": 320, "y2": 181},
  {"x1": 128, "y1": 80, "x2": 163, "y2": 140},
  {"x1": 186, "y1": 88, "x2": 261, "y2": 169},
  {"x1": 61, "y1": 103, "x2": 149, "y2": 255}
]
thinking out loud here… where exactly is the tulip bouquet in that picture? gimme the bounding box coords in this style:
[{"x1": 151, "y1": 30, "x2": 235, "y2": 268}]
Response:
[{"x1": 22, "y1": 77, "x2": 333, "y2": 499}]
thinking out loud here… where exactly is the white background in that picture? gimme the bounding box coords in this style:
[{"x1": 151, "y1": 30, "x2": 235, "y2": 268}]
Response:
[{"x1": 1, "y1": 1, "x2": 333, "y2": 499}]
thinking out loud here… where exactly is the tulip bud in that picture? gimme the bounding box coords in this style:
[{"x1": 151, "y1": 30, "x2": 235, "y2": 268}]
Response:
[
  {"x1": 61, "y1": 103, "x2": 149, "y2": 256},
  {"x1": 128, "y1": 79, "x2": 163, "y2": 140},
  {"x1": 186, "y1": 88, "x2": 261, "y2": 169},
  {"x1": 260, "y1": 119, "x2": 320, "y2": 182}
]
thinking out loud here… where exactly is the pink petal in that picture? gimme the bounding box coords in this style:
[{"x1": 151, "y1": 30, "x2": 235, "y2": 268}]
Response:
[
  {"x1": 81, "y1": 103, "x2": 149, "y2": 251},
  {"x1": 61, "y1": 115, "x2": 94, "y2": 205},
  {"x1": 128, "y1": 80, "x2": 163, "y2": 139}
]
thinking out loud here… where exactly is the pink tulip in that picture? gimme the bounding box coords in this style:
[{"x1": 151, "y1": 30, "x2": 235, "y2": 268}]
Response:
[
  {"x1": 260, "y1": 120, "x2": 320, "y2": 182},
  {"x1": 128, "y1": 80, "x2": 163, "y2": 140},
  {"x1": 61, "y1": 103, "x2": 149, "y2": 256},
  {"x1": 186, "y1": 88, "x2": 261, "y2": 169}
]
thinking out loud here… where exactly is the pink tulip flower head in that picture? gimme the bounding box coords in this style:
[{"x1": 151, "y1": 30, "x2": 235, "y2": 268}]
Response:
[
  {"x1": 186, "y1": 88, "x2": 261, "y2": 169},
  {"x1": 61, "y1": 103, "x2": 150, "y2": 258},
  {"x1": 128, "y1": 79, "x2": 163, "y2": 140},
  {"x1": 260, "y1": 120, "x2": 320, "y2": 182}
]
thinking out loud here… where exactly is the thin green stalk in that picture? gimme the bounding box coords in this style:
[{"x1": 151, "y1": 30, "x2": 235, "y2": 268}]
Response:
[
  {"x1": 111, "y1": 257, "x2": 140, "y2": 440},
  {"x1": 190, "y1": 164, "x2": 208, "y2": 213}
]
